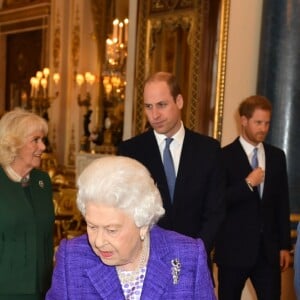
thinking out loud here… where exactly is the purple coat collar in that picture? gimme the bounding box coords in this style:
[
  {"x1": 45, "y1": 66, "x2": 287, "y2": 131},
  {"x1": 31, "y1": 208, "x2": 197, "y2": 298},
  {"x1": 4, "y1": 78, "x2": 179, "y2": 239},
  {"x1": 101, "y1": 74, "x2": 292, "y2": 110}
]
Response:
[
  {"x1": 84, "y1": 227, "x2": 174, "y2": 298},
  {"x1": 46, "y1": 225, "x2": 216, "y2": 299}
]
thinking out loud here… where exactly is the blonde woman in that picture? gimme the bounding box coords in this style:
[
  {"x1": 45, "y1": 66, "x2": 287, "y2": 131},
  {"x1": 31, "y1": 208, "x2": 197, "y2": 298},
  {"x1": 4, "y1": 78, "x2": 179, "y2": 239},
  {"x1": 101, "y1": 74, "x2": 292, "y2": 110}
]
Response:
[{"x1": 0, "y1": 108, "x2": 54, "y2": 300}]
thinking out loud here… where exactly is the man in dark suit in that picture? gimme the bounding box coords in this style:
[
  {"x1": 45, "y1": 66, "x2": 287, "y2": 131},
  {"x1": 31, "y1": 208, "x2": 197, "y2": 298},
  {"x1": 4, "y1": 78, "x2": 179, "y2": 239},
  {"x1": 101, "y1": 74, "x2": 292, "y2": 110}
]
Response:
[
  {"x1": 118, "y1": 71, "x2": 225, "y2": 255},
  {"x1": 214, "y1": 95, "x2": 291, "y2": 300}
]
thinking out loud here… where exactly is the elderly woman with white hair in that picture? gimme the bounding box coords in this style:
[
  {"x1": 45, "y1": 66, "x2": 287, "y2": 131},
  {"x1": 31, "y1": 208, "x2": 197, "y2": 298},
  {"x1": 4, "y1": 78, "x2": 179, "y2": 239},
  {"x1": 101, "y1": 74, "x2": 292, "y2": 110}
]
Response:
[{"x1": 46, "y1": 156, "x2": 216, "y2": 299}]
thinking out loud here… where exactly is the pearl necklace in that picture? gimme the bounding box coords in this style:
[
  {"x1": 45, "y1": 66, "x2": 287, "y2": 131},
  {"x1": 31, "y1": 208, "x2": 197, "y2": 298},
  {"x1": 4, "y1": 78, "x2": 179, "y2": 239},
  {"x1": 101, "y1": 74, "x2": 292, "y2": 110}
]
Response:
[{"x1": 116, "y1": 236, "x2": 150, "y2": 285}]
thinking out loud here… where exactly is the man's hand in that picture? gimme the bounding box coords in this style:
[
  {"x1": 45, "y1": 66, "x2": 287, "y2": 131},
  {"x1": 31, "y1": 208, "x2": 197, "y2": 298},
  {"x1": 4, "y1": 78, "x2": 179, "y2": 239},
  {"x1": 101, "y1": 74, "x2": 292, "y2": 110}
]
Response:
[
  {"x1": 246, "y1": 168, "x2": 265, "y2": 187},
  {"x1": 280, "y1": 249, "x2": 291, "y2": 272}
]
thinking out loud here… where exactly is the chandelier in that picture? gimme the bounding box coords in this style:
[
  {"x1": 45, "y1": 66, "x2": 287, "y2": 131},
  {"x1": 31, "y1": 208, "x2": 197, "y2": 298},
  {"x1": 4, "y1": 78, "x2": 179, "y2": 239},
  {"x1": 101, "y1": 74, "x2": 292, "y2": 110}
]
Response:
[
  {"x1": 100, "y1": 18, "x2": 128, "y2": 152},
  {"x1": 76, "y1": 71, "x2": 96, "y2": 108},
  {"x1": 75, "y1": 71, "x2": 96, "y2": 152},
  {"x1": 29, "y1": 67, "x2": 60, "y2": 120},
  {"x1": 105, "y1": 18, "x2": 128, "y2": 68}
]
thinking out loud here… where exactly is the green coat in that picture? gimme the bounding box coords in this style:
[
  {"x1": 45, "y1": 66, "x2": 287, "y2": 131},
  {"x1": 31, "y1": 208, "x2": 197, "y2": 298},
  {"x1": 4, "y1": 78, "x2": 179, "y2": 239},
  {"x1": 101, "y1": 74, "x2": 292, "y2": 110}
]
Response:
[{"x1": 0, "y1": 167, "x2": 55, "y2": 298}]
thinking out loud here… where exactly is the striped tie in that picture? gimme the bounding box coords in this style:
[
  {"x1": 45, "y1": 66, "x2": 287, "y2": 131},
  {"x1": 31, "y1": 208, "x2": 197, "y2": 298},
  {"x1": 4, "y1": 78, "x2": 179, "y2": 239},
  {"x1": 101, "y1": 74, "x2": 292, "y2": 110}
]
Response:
[
  {"x1": 251, "y1": 147, "x2": 259, "y2": 169},
  {"x1": 251, "y1": 147, "x2": 261, "y2": 196},
  {"x1": 163, "y1": 138, "x2": 176, "y2": 202}
]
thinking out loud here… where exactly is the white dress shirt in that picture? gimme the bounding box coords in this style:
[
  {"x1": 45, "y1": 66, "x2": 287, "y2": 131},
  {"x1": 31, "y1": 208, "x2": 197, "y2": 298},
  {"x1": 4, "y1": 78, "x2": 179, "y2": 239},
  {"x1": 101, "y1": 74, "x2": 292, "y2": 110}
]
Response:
[
  {"x1": 239, "y1": 136, "x2": 265, "y2": 195},
  {"x1": 154, "y1": 122, "x2": 185, "y2": 175}
]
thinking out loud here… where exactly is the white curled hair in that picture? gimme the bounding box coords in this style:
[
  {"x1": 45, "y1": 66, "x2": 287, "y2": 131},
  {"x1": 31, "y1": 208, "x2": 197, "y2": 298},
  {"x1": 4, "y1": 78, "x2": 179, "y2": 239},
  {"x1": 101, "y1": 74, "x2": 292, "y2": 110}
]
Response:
[{"x1": 77, "y1": 156, "x2": 165, "y2": 228}]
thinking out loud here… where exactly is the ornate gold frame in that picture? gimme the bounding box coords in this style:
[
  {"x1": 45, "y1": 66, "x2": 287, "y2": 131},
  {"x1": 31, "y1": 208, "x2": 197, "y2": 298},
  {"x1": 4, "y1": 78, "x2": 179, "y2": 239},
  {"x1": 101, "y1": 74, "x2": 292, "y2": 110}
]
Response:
[
  {"x1": 133, "y1": 0, "x2": 230, "y2": 141},
  {"x1": 213, "y1": 0, "x2": 230, "y2": 141}
]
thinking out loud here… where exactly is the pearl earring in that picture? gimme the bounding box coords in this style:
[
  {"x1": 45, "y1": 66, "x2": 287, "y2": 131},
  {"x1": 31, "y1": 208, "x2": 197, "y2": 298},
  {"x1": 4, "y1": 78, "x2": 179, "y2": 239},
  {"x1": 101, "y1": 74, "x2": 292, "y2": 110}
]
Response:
[{"x1": 140, "y1": 235, "x2": 145, "y2": 241}]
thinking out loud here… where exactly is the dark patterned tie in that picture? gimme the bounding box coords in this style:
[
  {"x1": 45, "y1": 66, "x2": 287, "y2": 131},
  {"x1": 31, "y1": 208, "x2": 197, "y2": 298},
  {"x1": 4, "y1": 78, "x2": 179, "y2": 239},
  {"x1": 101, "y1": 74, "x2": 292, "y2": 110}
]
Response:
[{"x1": 163, "y1": 138, "x2": 176, "y2": 202}]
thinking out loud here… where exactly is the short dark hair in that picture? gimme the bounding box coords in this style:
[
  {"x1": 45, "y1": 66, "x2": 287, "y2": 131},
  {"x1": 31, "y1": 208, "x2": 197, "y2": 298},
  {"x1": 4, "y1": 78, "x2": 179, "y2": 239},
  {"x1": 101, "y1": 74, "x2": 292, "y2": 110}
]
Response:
[
  {"x1": 144, "y1": 72, "x2": 181, "y2": 100},
  {"x1": 238, "y1": 95, "x2": 272, "y2": 118}
]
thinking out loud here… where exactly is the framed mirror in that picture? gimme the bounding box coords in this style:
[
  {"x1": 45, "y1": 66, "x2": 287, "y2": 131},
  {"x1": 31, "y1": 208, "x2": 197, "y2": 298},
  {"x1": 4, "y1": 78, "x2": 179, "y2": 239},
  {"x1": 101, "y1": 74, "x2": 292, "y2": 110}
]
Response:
[{"x1": 132, "y1": 0, "x2": 230, "y2": 141}]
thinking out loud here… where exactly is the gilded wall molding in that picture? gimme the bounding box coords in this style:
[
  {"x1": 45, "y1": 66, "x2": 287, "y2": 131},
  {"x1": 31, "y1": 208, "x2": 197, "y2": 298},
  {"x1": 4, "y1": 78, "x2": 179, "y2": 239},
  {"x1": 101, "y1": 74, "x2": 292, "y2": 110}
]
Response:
[
  {"x1": 213, "y1": 0, "x2": 230, "y2": 141},
  {"x1": 150, "y1": 0, "x2": 193, "y2": 11},
  {"x1": 72, "y1": 6, "x2": 80, "y2": 73},
  {"x1": 187, "y1": 0, "x2": 205, "y2": 131},
  {"x1": 133, "y1": 0, "x2": 148, "y2": 133},
  {"x1": 52, "y1": 11, "x2": 61, "y2": 71},
  {"x1": 0, "y1": 2, "x2": 50, "y2": 34}
]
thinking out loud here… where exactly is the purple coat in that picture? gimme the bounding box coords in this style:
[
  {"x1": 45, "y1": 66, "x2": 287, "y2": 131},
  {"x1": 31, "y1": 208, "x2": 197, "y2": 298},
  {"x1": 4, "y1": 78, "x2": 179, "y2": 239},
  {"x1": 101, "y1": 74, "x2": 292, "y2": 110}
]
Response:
[{"x1": 46, "y1": 226, "x2": 216, "y2": 299}]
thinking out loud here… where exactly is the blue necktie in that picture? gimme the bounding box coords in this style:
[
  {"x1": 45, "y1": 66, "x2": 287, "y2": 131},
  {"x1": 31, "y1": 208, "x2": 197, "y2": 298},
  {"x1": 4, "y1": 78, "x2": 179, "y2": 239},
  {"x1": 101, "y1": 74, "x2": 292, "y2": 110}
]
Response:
[
  {"x1": 163, "y1": 138, "x2": 176, "y2": 202},
  {"x1": 251, "y1": 147, "x2": 260, "y2": 196},
  {"x1": 251, "y1": 147, "x2": 259, "y2": 169}
]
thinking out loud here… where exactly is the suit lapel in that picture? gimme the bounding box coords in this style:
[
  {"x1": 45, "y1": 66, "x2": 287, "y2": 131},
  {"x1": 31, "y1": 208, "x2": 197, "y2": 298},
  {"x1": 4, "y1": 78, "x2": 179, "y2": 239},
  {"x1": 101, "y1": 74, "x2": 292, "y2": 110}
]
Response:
[
  {"x1": 141, "y1": 260, "x2": 170, "y2": 298},
  {"x1": 174, "y1": 129, "x2": 200, "y2": 204},
  {"x1": 85, "y1": 227, "x2": 172, "y2": 299},
  {"x1": 86, "y1": 263, "x2": 125, "y2": 299},
  {"x1": 261, "y1": 143, "x2": 272, "y2": 200},
  {"x1": 233, "y1": 139, "x2": 256, "y2": 176},
  {"x1": 141, "y1": 227, "x2": 172, "y2": 298},
  {"x1": 176, "y1": 129, "x2": 193, "y2": 180},
  {"x1": 143, "y1": 131, "x2": 166, "y2": 179},
  {"x1": 145, "y1": 131, "x2": 172, "y2": 204}
]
